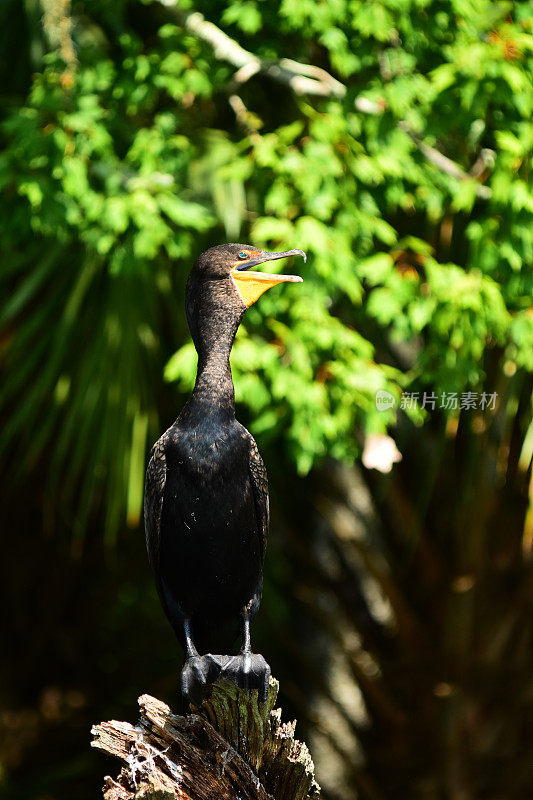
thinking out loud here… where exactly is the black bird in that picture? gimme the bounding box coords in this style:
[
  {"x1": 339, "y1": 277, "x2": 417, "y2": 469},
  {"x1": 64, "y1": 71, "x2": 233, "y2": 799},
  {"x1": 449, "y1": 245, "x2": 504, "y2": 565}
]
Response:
[{"x1": 144, "y1": 243, "x2": 305, "y2": 705}]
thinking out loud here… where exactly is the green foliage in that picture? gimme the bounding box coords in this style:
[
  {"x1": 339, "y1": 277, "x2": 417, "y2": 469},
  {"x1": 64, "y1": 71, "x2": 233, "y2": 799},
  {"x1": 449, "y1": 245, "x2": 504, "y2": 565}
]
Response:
[{"x1": 1, "y1": 0, "x2": 532, "y2": 539}]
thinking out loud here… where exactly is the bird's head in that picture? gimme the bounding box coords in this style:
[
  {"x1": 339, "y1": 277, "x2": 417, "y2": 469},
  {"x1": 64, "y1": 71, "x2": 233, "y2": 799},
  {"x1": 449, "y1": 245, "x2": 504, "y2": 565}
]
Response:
[
  {"x1": 185, "y1": 243, "x2": 305, "y2": 354},
  {"x1": 190, "y1": 243, "x2": 305, "y2": 308}
]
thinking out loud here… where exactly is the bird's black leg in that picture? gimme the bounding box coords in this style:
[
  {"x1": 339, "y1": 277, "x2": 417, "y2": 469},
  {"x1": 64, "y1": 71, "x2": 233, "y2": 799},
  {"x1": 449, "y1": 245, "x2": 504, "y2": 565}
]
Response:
[
  {"x1": 183, "y1": 618, "x2": 199, "y2": 658},
  {"x1": 219, "y1": 609, "x2": 271, "y2": 702},
  {"x1": 241, "y1": 611, "x2": 252, "y2": 654},
  {"x1": 180, "y1": 619, "x2": 221, "y2": 708},
  {"x1": 240, "y1": 611, "x2": 253, "y2": 688}
]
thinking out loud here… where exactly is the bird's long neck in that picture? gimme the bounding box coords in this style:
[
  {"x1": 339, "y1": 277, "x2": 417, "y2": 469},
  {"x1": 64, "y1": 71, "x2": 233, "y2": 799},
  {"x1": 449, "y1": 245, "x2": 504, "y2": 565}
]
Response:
[
  {"x1": 193, "y1": 324, "x2": 237, "y2": 411},
  {"x1": 185, "y1": 281, "x2": 245, "y2": 419}
]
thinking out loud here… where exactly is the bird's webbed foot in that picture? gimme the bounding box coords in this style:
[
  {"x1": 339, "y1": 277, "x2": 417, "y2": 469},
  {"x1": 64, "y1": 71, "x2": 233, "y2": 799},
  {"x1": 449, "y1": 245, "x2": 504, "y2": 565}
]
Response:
[
  {"x1": 220, "y1": 652, "x2": 271, "y2": 703},
  {"x1": 181, "y1": 654, "x2": 222, "y2": 707}
]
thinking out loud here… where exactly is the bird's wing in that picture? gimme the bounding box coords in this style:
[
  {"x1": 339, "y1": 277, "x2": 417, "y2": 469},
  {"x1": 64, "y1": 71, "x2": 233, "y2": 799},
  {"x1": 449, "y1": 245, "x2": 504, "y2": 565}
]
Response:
[
  {"x1": 245, "y1": 432, "x2": 269, "y2": 561},
  {"x1": 144, "y1": 433, "x2": 169, "y2": 576}
]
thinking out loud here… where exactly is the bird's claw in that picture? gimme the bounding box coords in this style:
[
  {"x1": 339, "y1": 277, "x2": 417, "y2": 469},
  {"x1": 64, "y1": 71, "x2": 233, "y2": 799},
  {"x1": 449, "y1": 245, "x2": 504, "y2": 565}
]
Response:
[
  {"x1": 221, "y1": 652, "x2": 271, "y2": 703},
  {"x1": 181, "y1": 652, "x2": 271, "y2": 706},
  {"x1": 181, "y1": 654, "x2": 222, "y2": 707}
]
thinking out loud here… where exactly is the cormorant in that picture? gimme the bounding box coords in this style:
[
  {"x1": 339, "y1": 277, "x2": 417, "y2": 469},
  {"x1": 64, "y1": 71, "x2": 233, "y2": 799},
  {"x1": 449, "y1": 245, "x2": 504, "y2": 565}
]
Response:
[{"x1": 144, "y1": 243, "x2": 305, "y2": 705}]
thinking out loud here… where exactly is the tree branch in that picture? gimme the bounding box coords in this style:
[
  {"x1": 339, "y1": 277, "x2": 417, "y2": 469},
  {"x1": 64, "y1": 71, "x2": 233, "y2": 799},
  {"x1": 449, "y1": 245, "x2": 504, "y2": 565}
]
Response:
[
  {"x1": 91, "y1": 678, "x2": 320, "y2": 800},
  {"x1": 157, "y1": 2, "x2": 492, "y2": 199},
  {"x1": 398, "y1": 122, "x2": 492, "y2": 199}
]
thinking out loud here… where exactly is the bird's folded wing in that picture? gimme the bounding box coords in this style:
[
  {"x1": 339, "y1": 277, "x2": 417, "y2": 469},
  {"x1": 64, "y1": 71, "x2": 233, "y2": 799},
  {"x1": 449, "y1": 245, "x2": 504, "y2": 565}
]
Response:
[
  {"x1": 246, "y1": 433, "x2": 269, "y2": 561},
  {"x1": 144, "y1": 434, "x2": 169, "y2": 574}
]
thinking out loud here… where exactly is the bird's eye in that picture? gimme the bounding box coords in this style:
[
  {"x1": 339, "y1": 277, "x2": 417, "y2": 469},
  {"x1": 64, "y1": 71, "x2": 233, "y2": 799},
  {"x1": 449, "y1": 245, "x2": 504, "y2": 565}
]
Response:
[{"x1": 238, "y1": 251, "x2": 248, "y2": 259}]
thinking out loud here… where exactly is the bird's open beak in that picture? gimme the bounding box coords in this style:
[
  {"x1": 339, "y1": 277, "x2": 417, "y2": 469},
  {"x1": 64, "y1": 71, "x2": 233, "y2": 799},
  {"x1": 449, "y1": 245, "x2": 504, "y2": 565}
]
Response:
[{"x1": 231, "y1": 249, "x2": 306, "y2": 307}]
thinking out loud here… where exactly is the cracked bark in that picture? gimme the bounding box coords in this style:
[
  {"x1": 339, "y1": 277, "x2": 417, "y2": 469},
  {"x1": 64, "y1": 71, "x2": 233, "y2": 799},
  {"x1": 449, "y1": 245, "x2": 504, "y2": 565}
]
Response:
[{"x1": 91, "y1": 677, "x2": 320, "y2": 800}]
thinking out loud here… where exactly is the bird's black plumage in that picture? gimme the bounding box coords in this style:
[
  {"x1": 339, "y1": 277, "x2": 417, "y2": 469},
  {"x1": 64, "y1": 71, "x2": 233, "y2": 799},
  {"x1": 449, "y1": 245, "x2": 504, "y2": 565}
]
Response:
[{"x1": 144, "y1": 243, "x2": 304, "y2": 703}]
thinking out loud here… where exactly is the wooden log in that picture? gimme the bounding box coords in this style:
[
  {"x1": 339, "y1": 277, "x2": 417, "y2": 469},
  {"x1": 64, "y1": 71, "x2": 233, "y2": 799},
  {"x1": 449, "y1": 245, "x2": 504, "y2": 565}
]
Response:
[{"x1": 91, "y1": 677, "x2": 320, "y2": 800}]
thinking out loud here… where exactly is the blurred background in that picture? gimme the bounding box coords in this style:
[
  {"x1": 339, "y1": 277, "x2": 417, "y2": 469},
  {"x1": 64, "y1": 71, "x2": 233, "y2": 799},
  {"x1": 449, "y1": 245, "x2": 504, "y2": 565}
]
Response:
[{"x1": 1, "y1": 1, "x2": 532, "y2": 798}]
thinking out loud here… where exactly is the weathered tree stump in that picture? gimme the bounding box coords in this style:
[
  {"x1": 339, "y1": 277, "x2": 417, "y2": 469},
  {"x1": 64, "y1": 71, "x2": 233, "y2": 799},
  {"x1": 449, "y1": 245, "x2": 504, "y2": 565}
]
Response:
[{"x1": 91, "y1": 677, "x2": 320, "y2": 800}]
